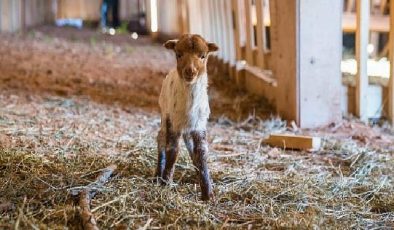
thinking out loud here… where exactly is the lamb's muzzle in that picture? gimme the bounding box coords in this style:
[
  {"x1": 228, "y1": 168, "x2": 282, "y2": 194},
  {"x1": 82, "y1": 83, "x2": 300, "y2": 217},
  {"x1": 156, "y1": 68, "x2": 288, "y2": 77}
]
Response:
[{"x1": 156, "y1": 34, "x2": 218, "y2": 201}]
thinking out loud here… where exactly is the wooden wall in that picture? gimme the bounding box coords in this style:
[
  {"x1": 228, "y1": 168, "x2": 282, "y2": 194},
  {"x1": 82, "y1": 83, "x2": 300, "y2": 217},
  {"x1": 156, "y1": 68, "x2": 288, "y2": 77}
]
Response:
[
  {"x1": 157, "y1": 0, "x2": 182, "y2": 37},
  {"x1": 0, "y1": 0, "x2": 53, "y2": 32},
  {"x1": 151, "y1": 0, "x2": 344, "y2": 128},
  {"x1": 56, "y1": 0, "x2": 141, "y2": 21},
  {"x1": 0, "y1": 0, "x2": 142, "y2": 32}
]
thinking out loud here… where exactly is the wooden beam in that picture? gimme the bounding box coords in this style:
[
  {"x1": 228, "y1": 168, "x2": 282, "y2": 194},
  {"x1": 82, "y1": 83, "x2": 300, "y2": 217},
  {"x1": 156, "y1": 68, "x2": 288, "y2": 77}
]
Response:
[
  {"x1": 1, "y1": 0, "x2": 11, "y2": 32},
  {"x1": 219, "y1": 0, "x2": 229, "y2": 63},
  {"x1": 343, "y1": 12, "x2": 389, "y2": 32},
  {"x1": 347, "y1": 0, "x2": 356, "y2": 12},
  {"x1": 380, "y1": 0, "x2": 388, "y2": 14},
  {"x1": 21, "y1": 0, "x2": 25, "y2": 32},
  {"x1": 298, "y1": 0, "x2": 343, "y2": 128},
  {"x1": 270, "y1": 0, "x2": 298, "y2": 124},
  {"x1": 355, "y1": 0, "x2": 369, "y2": 121},
  {"x1": 200, "y1": 0, "x2": 211, "y2": 40},
  {"x1": 272, "y1": 0, "x2": 342, "y2": 128},
  {"x1": 389, "y1": 0, "x2": 394, "y2": 124},
  {"x1": 208, "y1": 0, "x2": 216, "y2": 44},
  {"x1": 177, "y1": 0, "x2": 187, "y2": 35},
  {"x1": 264, "y1": 134, "x2": 322, "y2": 151},
  {"x1": 244, "y1": 0, "x2": 254, "y2": 64},
  {"x1": 231, "y1": 0, "x2": 242, "y2": 61},
  {"x1": 255, "y1": 0, "x2": 266, "y2": 69},
  {"x1": 213, "y1": 0, "x2": 223, "y2": 59},
  {"x1": 224, "y1": 0, "x2": 235, "y2": 66}
]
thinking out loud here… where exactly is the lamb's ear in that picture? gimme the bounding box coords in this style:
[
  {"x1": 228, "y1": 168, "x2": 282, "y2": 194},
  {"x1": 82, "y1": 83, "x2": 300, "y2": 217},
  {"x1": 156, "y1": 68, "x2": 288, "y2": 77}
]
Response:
[
  {"x1": 207, "y1": 42, "x2": 219, "y2": 52},
  {"x1": 163, "y1": 39, "x2": 178, "y2": 50}
]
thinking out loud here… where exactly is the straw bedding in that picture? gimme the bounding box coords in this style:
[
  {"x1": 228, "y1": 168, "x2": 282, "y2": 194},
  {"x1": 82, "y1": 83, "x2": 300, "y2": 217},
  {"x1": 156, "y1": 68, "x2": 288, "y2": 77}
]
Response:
[{"x1": 0, "y1": 28, "x2": 393, "y2": 229}]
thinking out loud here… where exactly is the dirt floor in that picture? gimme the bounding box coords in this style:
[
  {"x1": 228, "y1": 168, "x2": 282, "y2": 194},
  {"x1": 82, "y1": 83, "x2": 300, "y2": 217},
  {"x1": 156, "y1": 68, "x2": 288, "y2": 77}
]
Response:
[{"x1": 0, "y1": 26, "x2": 394, "y2": 229}]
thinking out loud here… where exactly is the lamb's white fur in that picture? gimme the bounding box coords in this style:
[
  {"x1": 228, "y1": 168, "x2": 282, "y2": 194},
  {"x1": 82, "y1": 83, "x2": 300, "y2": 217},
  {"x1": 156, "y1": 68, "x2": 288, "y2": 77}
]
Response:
[{"x1": 159, "y1": 68, "x2": 210, "y2": 132}]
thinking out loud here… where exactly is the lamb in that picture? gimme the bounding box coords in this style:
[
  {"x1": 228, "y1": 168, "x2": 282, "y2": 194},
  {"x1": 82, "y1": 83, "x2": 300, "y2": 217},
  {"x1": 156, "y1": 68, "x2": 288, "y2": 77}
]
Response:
[{"x1": 156, "y1": 34, "x2": 218, "y2": 201}]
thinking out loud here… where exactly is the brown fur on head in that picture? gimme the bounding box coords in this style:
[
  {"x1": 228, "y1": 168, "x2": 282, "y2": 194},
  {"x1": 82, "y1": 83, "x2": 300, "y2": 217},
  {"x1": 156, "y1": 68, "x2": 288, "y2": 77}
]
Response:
[{"x1": 164, "y1": 34, "x2": 219, "y2": 83}]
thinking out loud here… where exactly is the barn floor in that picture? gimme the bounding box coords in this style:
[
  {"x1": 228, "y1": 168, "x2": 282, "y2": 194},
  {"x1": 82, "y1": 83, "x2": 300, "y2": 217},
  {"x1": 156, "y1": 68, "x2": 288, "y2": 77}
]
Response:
[{"x1": 0, "y1": 27, "x2": 394, "y2": 229}]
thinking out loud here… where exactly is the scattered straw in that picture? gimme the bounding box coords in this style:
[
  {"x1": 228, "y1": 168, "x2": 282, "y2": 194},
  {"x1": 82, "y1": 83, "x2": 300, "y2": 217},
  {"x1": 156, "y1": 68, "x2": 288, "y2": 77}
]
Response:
[{"x1": 0, "y1": 91, "x2": 393, "y2": 229}]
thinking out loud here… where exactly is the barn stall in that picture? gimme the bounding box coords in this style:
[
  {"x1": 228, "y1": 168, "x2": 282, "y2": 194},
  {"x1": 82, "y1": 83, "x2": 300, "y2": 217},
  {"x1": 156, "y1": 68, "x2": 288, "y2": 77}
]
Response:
[{"x1": 0, "y1": 0, "x2": 393, "y2": 228}]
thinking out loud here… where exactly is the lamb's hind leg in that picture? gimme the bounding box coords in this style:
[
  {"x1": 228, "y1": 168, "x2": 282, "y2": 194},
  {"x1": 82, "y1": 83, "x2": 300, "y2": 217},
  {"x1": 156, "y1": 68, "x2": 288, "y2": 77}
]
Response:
[{"x1": 191, "y1": 131, "x2": 213, "y2": 201}]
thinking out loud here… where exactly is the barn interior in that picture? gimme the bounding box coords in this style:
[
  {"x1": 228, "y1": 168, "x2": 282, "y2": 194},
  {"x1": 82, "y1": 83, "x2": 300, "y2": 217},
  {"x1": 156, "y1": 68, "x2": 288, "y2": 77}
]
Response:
[{"x1": 0, "y1": 0, "x2": 393, "y2": 228}]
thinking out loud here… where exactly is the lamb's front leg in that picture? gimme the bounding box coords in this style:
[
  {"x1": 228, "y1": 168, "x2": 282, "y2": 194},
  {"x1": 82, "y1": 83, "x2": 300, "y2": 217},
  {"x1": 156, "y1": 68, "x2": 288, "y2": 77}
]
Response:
[
  {"x1": 191, "y1": 131, "x2": 213, "y2": 201},
  {"x1": 155, "y1": 128, "x2": 166, "y2": 178},
  {"x1": 162, "y1": 128, "x2": 181, "y2": 183}
]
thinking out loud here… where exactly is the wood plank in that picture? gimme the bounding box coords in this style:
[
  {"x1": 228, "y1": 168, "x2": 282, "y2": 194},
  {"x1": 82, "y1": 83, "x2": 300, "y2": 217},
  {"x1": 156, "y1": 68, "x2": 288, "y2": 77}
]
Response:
[
  {"x1": 370, "y1": 31, "x2": 379, "y2": 57},
  {"x1": 244, "y1": 0, "x2": 254, "y2": 64},
  {"x1": 347, "y1": 0, "x2": 355, "y2": 12},
  {"x1": 298, "y1": 0, "x2": 342, "y2": 128},
  {"x1": 343, "y1": 12, "x2": 389, "y2": 32},
  {"x1": 219, "y1": 0, "x2": 229, "y2": 62},
  {"x1": 208, "y1": 0, "x2": 216, "y2": 43},
  {"x1": 270, "y1": 0, "x2": 298, "y2": 124},
  {"x1": 21, "y1": 0, "x2": 25, "y2": 31},
  {"x1": 200, "y1": 0, "x2": 211, "y2": 40},
  {"x1": 389, "y1": 0, "x2": 394, "y2": 124},
  {"x1": 271, "y1": 0, "x2": 342, "y2": 128},
  {"x1": 213, "y1": 0, "x2": 223, "y2": 59},
  {"x1": 381, "y1": 0, "x2": 388, "y2": 14},
  {"x1": 187, "y1": 0, "x2": 203, "y2": 35},
  {"x1": 264, "y1": 134, "x2": 322, "y2": 151},
  {"x1": 355, "y1": 0, "x2": 369, "y2": 121},
  {"x1": 255, "y1": 0, "x2": 266, "y2": 69},
  {"x1": 1, "y1": 0, "x2": 10, "y2": 32},
  {"x1": 244, "y1": 64, "x2": 277, "y2": 86},
  {"x1": 231, "y1": 0, "x2": 242, "y2": 61},
  {"x1": 0, "y1": 0, "x2": 2, "y2": 31},
  {"x1": 243, "y1": 65, "x2": 277, "y2": 103},
  {"x1": 224, "y1": 0, "x2": 235, "y2": 66}
]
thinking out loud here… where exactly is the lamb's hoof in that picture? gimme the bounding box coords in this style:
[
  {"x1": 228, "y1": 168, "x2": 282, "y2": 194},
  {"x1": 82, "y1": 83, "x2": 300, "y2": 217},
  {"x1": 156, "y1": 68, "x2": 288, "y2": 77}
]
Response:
[
  {"x1": 201, "y1": 192, "x2": 215, "y2": 202},
  {"x1": 155, "y1": 176, "x2": 166, "y2": 185}
]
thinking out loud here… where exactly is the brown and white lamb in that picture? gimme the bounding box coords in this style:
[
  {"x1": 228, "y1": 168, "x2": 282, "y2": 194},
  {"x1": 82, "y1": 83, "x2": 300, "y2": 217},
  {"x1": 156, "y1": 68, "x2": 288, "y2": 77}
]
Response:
[{"x1": 156, "y1": 34, "x2": 218, "y2": 201}]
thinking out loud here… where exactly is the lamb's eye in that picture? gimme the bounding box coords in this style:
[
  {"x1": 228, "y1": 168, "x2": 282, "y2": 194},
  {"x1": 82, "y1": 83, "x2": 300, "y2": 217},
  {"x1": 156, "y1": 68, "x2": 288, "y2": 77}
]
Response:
[
  {"x1": 200, "y1": 54, "x2": 206, "y2": 59},
  {"x1": 176, "y1": 53, "x2": 182, "y2": 59}
]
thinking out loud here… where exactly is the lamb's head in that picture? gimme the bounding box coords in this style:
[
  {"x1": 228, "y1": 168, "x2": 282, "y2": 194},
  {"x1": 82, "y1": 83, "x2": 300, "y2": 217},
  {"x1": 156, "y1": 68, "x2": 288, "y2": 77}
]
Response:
[{"x1": 164, "y1": 34, "x2": 218, "y2": 84}]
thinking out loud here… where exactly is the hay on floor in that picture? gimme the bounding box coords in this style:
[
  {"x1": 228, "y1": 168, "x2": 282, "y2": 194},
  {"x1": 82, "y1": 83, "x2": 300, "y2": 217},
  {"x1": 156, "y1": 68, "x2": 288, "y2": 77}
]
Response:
[{"x1": 1, "y1": 92, "x2": 394, "y2": 229}]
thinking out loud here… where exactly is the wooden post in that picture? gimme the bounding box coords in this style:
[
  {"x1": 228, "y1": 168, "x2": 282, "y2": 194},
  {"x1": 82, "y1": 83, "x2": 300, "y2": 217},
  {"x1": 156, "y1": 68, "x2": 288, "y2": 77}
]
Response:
[
  {"x1": 219, "y1": 0, "x2": 229, "y2": 63},
  {"x1": 271, "y1": 0, "x2": 342, "y2": 128},
  {"x1": 355, "y1": 0, "x2": 369, "y2": 121},
  {"x1": 213, "y1": 0, "x2": 223, "y2": 59},
  {"x1": 255, "y1": 0, "x2": 266, "y2": 69},
  {"x1": 244, "y1": 0, "x2": 254, "y2": 64},
  {"x1": 187, "y1": 0, "x2": 203, "y2": 35},
  {"x1": 270, "y1": 0, "x2": 298, "y2": 123},
  {"x1": 208, "y1": 0, "x2": 217, "y2": 45},
  {"x1": 389, "y1": 0, "x2": 394, "y2": 124},
  {"x1": 224, "y1": 0, "x2": 235, "y2": 67},
  {"x1": 347, "y1": 0, "x2": 355, "y2": 12},
  {"x1": 178, "y1": 0, "x2": 188, "y2": 35},
  {"x1": 21, "y1": 0, "x2": 26, "y2": 32},
  {"x1": 231, "y1": 0, "x2": 242, "y2": 61},
  {"x1": 381, "y1": 0, "x2": 388, "y2": 14},
  {"x1": 200, "y1": 0, "x2": 211, "y2": 40}
]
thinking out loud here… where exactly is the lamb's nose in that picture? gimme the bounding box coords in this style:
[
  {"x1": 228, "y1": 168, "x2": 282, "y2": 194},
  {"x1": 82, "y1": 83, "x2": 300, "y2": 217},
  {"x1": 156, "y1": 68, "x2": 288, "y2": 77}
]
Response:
[{"x1": 185, "y1": 67, "x2": 197, "y2": 76}]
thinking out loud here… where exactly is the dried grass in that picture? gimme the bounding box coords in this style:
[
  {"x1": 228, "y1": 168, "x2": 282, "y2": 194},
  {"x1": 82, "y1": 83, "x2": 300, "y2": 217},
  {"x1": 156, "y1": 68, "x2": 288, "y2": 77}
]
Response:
[{"x1": 1, "y1": 91, "x2": 393, "y2": 229}]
